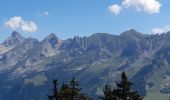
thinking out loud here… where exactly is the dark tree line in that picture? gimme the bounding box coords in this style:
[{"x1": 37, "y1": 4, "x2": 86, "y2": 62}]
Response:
[
  {"x1": 47, "y1": 78, "x2": 91, "y2": 100},
  {"x1": 47, "y1": 72, "x2": 143, "y2": 100}
]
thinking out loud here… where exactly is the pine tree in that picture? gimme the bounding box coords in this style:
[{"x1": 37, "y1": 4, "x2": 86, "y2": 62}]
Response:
[
  {"x1": 59, "y1": 83, "x2": 70, "y2": 100},
  {"x1": 117, "y1": 72, "x2": 143, "y2": 100},
  {"x1": 47, "y1": 78, "x2": 91, "y2": 100},
  {"x1": 47, "y1": 79, "x2": 59, "y2": 100},
  {"x1": 102, "y1": 85, "x2": 114, "y2": 100},
  {"x1": 69, "y1": 77, "x2": 81, "y2": 100},
  {"x1": 102, "y1": 72, "x2": 143, "y2": 100}
]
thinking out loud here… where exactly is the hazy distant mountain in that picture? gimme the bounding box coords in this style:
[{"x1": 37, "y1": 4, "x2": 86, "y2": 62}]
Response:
[
  {"x1": 0, "y1": 31, "x2": 25, "y2": 55},
  {"x1": 0, "y1": 30, "x2": 170, "y2": 100},
  {"x1": 2, "y1": 31, "x2": 25, "y2": 47}
]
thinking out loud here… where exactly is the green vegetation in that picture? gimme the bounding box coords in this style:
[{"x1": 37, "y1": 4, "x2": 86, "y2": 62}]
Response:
[
  {"x1": 47, "y1": 72, "x2": 142, "y2": 100},
  {"x1": 47, "y1": 78, "x2": 91, "y2": 100},
  {"x1": 101, "y1": 72, "x2": 143, "y2": 100}
]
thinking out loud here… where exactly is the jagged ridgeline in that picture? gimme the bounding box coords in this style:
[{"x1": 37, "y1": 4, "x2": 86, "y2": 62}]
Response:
[{"x1": 0, "y1": 30, "x2": 170, "y2": 100}]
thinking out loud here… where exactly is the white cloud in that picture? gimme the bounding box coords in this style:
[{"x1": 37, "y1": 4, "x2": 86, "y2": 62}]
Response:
[
  {"x1": 108, "y1": 4, "x2": 122, "y2": 15},
  {"x1": 5, "y1": 16, "x2": 22, "y2": 29},
  {"x1": 43, "y1": 11, "x2": 49, "y2": 16},
  {"x1": 4, "y1": 16, "x2": 38, "y2": 32},
  {"x1": 122, "y1": 0, "x2": 161, "y2": 14},
  {"x1": 109, "y1": 0, "x2": 161, "y2": 15},
  {"x1": 21, "y1": 21, "x2": 38, "y2": 32},
  {"x1": 151, "y1": 25, "x2": 170, "y2": 34}
]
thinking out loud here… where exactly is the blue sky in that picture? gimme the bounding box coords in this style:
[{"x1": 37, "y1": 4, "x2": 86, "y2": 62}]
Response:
[{"x1": 0, "y1": 0, "x2": 170, "y2": 42}]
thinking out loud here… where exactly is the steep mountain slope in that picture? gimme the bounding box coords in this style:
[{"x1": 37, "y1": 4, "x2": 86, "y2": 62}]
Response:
[
  {"x1": 0, "y1": 31, "x2": 25, "y2": 55},
  {"x1": 0, "y1": 30, "x2": 170, "y2": 100}
]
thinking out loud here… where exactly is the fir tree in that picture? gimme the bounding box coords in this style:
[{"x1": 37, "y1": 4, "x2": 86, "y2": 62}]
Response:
[
  {"x1": 102, "y1": 85, "x2": 114, "y2": 100},
  {"x1": 47, "y1": 78, "x2": 91, "y2": 100},
  {"x1": 59, "y1": 83, "x2": 70, "y2": 100},
  {"x1": 102, "y1": 72, "x2": 143, "y2": 100},
  {"x1": 69, "y1": 77, "x2": 81, "y2": 100},
  {"x1": 116, "y1": 72, "x2": 143, "y2": 100},
  {"x1": 47, "y1": 79, "x2": 59, "y2": 100}
]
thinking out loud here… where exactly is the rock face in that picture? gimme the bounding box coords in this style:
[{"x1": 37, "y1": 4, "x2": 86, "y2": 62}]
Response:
[
  {"x1": 40, "y1": 33, "x2": 63, "y2": 57},
  {"x1": 0, "y1": 30, "x2": 170, "y2": 100},
  {"x1": 0, "y1": 31, "x2": 25, "y2": 55},
  {"x1": 2, "y1": 31, "x2": 25, "y2": 47}
]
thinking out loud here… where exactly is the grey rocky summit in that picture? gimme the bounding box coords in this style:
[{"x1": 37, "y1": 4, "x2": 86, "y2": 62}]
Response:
[{"x1": 2, "y1": 31, "x2": 25, "y2": 47}]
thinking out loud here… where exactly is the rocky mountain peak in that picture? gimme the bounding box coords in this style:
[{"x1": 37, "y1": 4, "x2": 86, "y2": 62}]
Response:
[
  {"x1": 43, "y1": 33, "x2": 59, "y2": 41},
  {"x1": 47, "y1": 33, "x2": 56, "y2": 39},
  {"x1": 121, "y1": 29, "x2": 141, "y2": 35},
  {"x1": 2, "y1": 31, "x2": 25, "y2": 47},
  {"x1": 11, "y1": 31, "x2": 21, "y2": 38},
  {"x1": 120, "y1": 29, "x2": 146, "y2": 40},
  {"x1": 41, "y1": 33, "x2": 62, "y2": 49}
]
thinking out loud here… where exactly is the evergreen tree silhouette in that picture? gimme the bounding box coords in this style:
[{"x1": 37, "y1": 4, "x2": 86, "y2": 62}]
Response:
[
  {"x1": 102, "y1": 72, "x2": 143, "y2": 100},
  {"x1": 69, "y1": 77, "x2": 81, "y2": 100},
  {"x1": 59, "y1": 83, "x2": 70, "y2": 100},
  {"x1": 102, "y1": 85, "x2": 114, "y2": 100},
  {"x1": 47, "y1": 78, "x2": 91, "y2": 100},
  {"x1": 47, "y1": 79, "x2": 59, "y2": 100}
]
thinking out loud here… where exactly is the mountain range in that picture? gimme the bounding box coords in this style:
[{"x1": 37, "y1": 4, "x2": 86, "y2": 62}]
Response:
[{"x1": 0, "y1": 30, "x2": 170, "y2": 100}]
